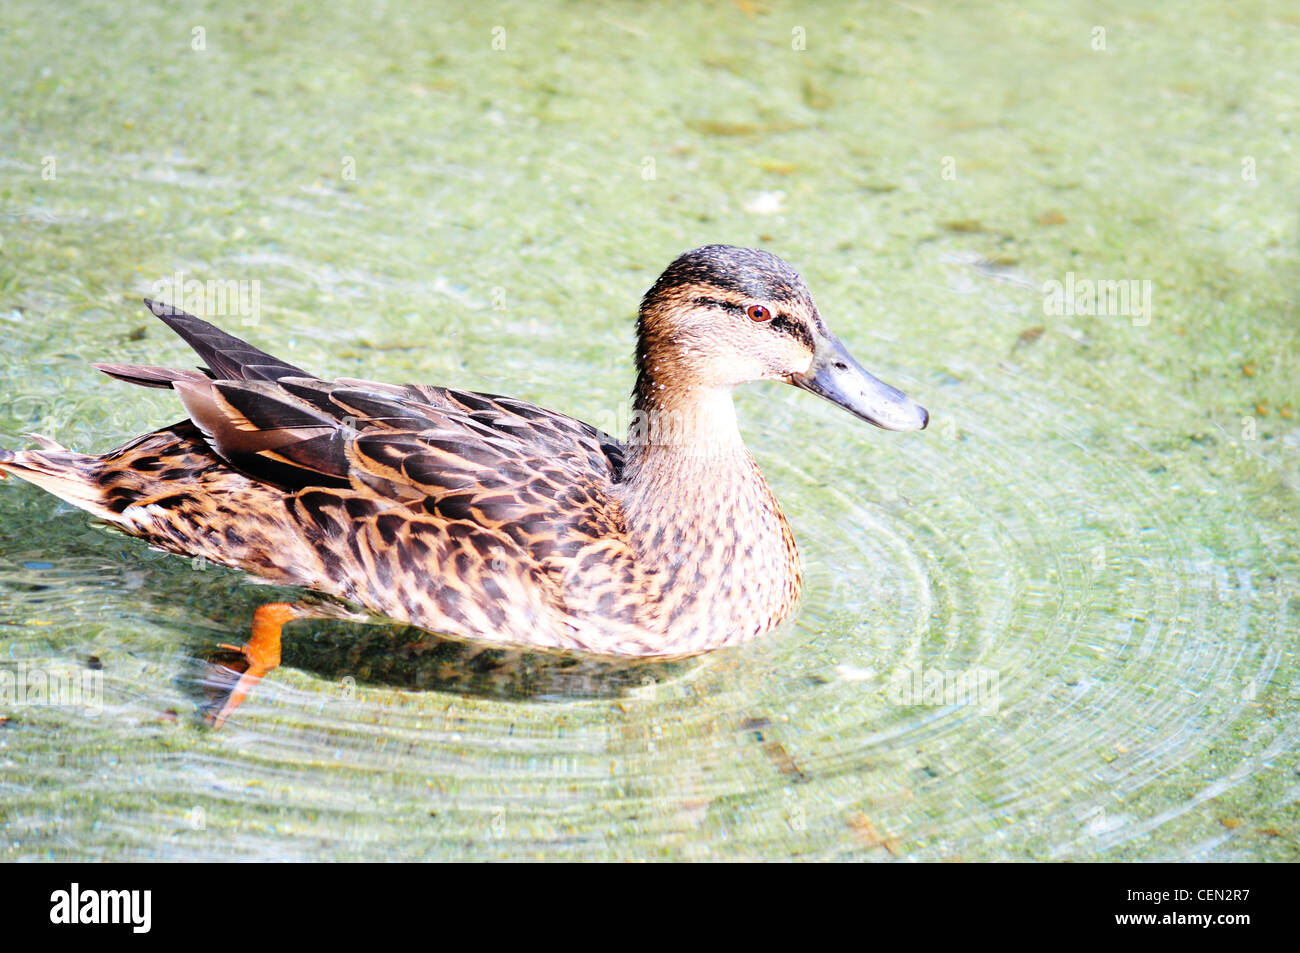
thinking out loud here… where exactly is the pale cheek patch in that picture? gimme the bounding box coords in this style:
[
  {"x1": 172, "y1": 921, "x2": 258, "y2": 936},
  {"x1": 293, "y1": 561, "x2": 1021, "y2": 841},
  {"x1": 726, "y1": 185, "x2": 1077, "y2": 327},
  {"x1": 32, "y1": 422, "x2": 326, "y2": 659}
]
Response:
[
  {"x1": 714, "y1": 353, "x2": 766, "y2": 384},
  {"x1": 775, "y1": 338, "x2": 814, "y2": 377}
]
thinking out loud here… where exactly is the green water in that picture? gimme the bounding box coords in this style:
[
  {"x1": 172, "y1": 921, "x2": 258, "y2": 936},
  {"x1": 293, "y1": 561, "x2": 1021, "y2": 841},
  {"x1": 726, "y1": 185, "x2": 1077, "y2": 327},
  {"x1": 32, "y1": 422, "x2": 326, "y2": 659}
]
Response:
[{"x1": 1, "y1": 0, "x2": 1296, "y2": 860}]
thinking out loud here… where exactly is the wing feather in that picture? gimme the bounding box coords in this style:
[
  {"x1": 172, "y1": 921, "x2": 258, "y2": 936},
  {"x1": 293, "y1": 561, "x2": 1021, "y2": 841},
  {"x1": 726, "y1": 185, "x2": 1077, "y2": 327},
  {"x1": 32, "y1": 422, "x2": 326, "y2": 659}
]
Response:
[{"x1": 79, "y1": 302, "x2": 655, "y2": 646}]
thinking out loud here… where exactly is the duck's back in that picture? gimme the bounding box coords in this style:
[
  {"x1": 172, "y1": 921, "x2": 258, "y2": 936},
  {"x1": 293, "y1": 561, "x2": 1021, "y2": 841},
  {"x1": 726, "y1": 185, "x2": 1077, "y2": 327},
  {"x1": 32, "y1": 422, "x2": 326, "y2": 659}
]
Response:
[{"x1": 9, "y1": 303, "x2": 690, "y2": 653}]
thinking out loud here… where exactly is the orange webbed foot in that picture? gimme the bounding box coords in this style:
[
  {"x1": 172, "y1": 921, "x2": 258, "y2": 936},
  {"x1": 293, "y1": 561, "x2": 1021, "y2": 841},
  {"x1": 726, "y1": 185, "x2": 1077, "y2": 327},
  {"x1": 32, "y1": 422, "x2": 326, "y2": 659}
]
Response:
[{"x1": 203, "y1": 602, "x2": 300, "y2": 728}]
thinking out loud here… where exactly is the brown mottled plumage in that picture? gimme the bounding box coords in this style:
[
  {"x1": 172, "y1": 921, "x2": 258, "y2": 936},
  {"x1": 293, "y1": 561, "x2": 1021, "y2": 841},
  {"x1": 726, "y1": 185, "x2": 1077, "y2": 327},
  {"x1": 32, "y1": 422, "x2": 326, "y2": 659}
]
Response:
[{"x1": 1, "y1": 245, "x2": 927, "y2": 725}]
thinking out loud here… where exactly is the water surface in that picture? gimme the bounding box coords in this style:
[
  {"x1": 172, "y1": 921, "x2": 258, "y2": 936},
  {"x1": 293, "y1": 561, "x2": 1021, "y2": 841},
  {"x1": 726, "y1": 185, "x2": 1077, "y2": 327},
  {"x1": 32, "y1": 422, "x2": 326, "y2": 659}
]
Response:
[{"x1": 0, "y1": 0, "x2": 1296, "y2": 860}]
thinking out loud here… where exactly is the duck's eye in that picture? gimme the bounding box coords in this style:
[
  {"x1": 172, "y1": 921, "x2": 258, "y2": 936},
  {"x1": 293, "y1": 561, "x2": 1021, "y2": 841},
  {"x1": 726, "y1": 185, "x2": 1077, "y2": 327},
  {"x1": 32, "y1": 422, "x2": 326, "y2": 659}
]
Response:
[{"x1": 747, "y1": 305, "x2": 772, "y2": 323}]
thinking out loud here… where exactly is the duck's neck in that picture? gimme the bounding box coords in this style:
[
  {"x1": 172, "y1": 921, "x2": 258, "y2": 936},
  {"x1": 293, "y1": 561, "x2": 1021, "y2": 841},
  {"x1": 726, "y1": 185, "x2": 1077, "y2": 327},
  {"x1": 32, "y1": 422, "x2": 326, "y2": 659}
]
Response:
[
  {"x1": 627, "y1": 367, "x2": 747, "y2": 460},
  {"x1": 617, "y1": 369, "x2": 802, "y2": 649}
]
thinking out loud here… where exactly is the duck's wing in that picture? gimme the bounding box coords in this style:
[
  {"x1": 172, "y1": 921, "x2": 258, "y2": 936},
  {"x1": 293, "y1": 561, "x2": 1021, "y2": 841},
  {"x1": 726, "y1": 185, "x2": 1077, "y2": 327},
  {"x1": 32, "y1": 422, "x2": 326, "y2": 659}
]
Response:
[
  {"x1": 77, "y1": 302, "x2": 651, "y2": 647},
  {"x1": 95, "y1": 298, "x2": 312, "y2": 386},
  {"x1": 96, "y1": 300, "x2": 625, "y2": 490}
]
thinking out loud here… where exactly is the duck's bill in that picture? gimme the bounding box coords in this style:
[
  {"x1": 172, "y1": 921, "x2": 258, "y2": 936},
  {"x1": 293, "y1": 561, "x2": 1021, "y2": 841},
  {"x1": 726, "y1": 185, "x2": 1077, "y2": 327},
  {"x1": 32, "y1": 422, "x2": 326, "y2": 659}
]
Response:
[{"x1": 792, "y1": 333, "x2": 928, "y2": 432}]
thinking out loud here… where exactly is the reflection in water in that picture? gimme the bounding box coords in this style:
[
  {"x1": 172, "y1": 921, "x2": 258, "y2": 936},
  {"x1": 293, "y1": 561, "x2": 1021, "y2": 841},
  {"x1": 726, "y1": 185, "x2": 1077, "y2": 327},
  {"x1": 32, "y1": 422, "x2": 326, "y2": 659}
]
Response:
[{"x1": 188, "y1": 618, "x2": 694, "y2": 713}]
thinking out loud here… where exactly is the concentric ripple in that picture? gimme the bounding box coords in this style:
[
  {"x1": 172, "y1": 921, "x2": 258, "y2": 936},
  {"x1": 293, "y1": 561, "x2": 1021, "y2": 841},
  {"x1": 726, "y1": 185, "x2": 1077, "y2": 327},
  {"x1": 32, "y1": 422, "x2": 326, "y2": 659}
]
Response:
[{"x1": 1, "y1": 352, "x2": 1294, "y2": 861}]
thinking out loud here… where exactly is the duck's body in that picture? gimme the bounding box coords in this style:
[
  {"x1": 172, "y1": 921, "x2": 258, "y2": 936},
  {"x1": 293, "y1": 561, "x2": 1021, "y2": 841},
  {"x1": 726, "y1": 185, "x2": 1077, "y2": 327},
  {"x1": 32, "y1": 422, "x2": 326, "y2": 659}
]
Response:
[
  {"x1": 1, "y1": 245, "x2": 926, "y2": 724},
  {"x1": 35, "y1": 359, "x2": 799, "y2": 659}
]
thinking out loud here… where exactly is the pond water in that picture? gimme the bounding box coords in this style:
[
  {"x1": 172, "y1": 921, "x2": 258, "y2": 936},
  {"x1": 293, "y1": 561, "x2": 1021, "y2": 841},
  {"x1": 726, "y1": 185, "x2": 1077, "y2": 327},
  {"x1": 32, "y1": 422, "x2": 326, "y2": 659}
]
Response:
[{"x1": 0, "y1": 0, "x2": 1296, "y2": 860}]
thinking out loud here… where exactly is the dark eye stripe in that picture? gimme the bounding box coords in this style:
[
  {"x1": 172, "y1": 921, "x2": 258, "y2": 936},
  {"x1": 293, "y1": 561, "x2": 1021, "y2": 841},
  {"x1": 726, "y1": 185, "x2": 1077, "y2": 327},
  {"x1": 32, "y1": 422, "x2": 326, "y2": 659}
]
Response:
[
  {"x1": 692, "y1": 296, "x2": 744, "y2": 315},
  {"x1": 691, "y1": 296, "x2": 815, "y2": 348},
  {"x1": 771, "y1": 312, "x2": 815, "y2": 349}
]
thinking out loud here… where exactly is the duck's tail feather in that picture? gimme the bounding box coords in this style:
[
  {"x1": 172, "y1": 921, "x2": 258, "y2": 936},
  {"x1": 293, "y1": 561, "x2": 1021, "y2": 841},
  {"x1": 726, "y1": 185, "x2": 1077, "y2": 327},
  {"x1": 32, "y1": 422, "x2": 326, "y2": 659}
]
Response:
[
  {"x1": 91, "y1": 301, "x2": 313, "y2": 390},
  {"x1": 1, "y1": 422, "x2": 223, "y2": 529},
  {"x1": 92, "y1": 363, "x2": 211, "y2": 389},
  {"x1": 0, "y1": 444, "x2": 121, "y2": 521},
  {"x1": 137, "y1": 299, "x2": 313, "y2": 384}
]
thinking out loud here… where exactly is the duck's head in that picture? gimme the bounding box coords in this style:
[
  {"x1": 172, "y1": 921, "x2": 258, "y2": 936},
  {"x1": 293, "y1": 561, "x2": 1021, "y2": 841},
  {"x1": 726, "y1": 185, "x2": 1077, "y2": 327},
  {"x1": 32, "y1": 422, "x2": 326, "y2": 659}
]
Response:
[{"x1": 635, "y1": 245, "x2": 928, "y2": 431}]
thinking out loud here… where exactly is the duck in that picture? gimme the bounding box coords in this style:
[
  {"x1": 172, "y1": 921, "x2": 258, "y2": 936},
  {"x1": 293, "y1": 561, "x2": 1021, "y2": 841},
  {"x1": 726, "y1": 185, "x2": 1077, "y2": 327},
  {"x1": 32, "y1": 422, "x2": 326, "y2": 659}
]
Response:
[{"x1": 0, "y1": 245, "x2": 927, "y2": 726}]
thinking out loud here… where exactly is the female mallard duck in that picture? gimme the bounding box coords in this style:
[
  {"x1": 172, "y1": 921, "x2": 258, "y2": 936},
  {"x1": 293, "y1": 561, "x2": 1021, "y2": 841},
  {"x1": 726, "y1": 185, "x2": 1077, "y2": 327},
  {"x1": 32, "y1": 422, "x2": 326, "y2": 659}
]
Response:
[{"x1": 1, "y1": 245, "x2": 927, "y2": 725}]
